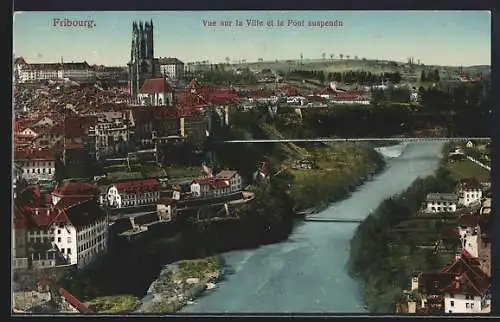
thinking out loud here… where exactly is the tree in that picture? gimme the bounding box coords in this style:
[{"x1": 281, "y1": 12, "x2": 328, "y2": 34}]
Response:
[
  {"x1": 225, "y1": 57, "x2": 230, "y2": 65},
  {"x1": 346, "y1": 55, "x2": 350, "y2": 60},
  {"x1": 420, "y1": 70, "x2": 426, "y2": 82},
  {"x1": 355, "y1": 55, "x2": 359, "y2": 60},
  {"x1": 322, "y1": 53, "x2": 326, "y2": 61},
  {"x1": 330, "y1": 54, "x2": 334, "y2": 61},
  {"x1": 339, "y1": 54, "x2": 344, "y2": 60},
  {"x1": 300, "y1": 53, "x2": 303, "y2": 65}
]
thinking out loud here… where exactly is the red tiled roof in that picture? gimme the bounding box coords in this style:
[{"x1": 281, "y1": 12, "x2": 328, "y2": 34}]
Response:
[
  {"x1": 53, "y1": 196, "x2": 94, "y2": 210},
  {"x1": 192, "y1": 178, "x2": 230, "y2": 189},
  {"x1": 59, "y1": 288, "x2": 94, "y2": 313},
  {"x1": 130, "y1": 106, "x2": 196, "y2": 123},
  {"x1": 26, "y1": 207, "x2": 70, "y2": 228},
  {"x1": 64, "y1": 116, "x2": 97, "y2": 138},
  {"x1": 52, "y1": 182, "x2": 99, "y2": 197},
  {"x1": 15, "y1": 149, "x2": 55, "y2": 161},
  {"x1": 113, "y1": 178, "x2": 161, "y2": 193},
  {"x1": 139, "y1": 78, "x2": 172, "y2": 94}
]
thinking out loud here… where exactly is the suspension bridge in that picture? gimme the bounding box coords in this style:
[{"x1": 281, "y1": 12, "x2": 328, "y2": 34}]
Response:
[
  {"x1": 222, "y1": 137, "x2": 490, "y2": 144},
  {"x1": 304, "y1": 216, "x2": 363, "y2": 223}
]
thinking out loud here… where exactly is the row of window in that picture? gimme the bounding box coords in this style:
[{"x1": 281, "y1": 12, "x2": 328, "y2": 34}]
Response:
[
  {"x1": 78, "y1": 239, "x2": 105, "y2": 254},
  {"x1": 23, "y1": 168, "x2": 53, "y2": 174},
  {"x1": 430, "y1": 206, "x2": 455, "y2": 212},
  {"x1": 449, "y1": 301, "x2": 475, "y2": 309},
  {"x1": 429, "y1": 201, "x2": 455, "y2": 206}
]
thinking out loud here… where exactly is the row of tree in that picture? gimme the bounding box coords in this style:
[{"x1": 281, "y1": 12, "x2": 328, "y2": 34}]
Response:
[{"x1": 289, "y1": 70, "x2": 402, "y2": 85}]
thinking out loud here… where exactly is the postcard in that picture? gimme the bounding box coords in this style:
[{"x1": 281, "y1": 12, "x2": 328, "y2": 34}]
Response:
[{"x1": 12, "y1": 10, "x2": 492, "y2": 315}]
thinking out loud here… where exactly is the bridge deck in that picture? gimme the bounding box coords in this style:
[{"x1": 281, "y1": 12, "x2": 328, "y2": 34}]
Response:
[{"x1": 222, "y1": 137, "x2": 490, "y2": 143}]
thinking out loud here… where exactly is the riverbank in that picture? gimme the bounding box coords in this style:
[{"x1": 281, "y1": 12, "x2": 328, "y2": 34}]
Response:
[
  {"x1": 348, "y1": 145, "x2": 460, "y2": 313},
  {"x1": 60, "y1": 142, "x2": 385, "y2": 313}
]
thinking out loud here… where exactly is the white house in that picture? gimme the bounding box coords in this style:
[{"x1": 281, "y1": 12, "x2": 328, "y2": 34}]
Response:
[
  {"x1": 190, "y1": 170, "x2": 243, "y2": 198},
  {"x1": 425, "y1": 193, "x2": 458, "y2": 213},
  {"x1": 157, "y1": 57, "x2": 185, "y2": 81},
  {"x1": 14, "y1": 149, "x2": 56, "y2": 182},
  {"x1": 217, "y1": 170, "x2": 243, "y2": 193},
  {"x1": 456, "y1": 180, "x2": 482, "y2": 207},
  {"x1": 457, "y1": 213, "x2": 481, "y2": 258},
  {"x1": 417, "y1": 251, "x2": 490, "y2": 314},
  {"x1": 23, "y1": 199, "x2": 108, "y2": 270},
  {"x1": 444, "y1": 291, "x2": 482, "y2": 314},
  {"x1": 137, "y1": 78, "x2": 174, "y2": 106},
  {"x1": 107, "y1": 178, "x2": 161, "y2": 208},
  {"x1": 465, "y1": 140, "x2": 475, "y2": 149}
]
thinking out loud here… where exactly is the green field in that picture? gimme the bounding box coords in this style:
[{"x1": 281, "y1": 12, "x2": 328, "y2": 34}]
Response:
[{"x1": 447, "y1": 160, "x2": 490, "y2": 181}]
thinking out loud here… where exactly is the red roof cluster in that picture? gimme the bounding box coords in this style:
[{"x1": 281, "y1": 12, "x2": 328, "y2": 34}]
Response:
[
  {"x1": 113, "y1": 178, "x2": 161, "y2": 193},
  {"x1": 193, "y1": 177, "x2": 230, "y2": 189},
  {"x1": 439, "y1": 250, "x2": 490, "y2": 296},
  {"x1": 52, "y1": 182, "x2": 99, "y2": 197},
  {"x1": 130, "y1": 106, "x2": 198, "y2": 123},
  {"x1": 64, "y1": 116, "x2": 98, "y2": 138},
  {"x1": 15, "y1": 149, "x2": 55, "y2": 161},
  {"x1": 334, "y1": 92, "x2": 361, "y2": 100},
  {"x1": 14, "y1": 204, "x2": 69, "y2": 229},
  {"x1": 139, "y1": 78, "x2": 173, "y2": 94}
]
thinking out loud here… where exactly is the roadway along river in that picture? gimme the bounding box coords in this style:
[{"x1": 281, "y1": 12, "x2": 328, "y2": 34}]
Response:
[{"x1": 181, "y1": 141, "x2": 445, "y2": 313}]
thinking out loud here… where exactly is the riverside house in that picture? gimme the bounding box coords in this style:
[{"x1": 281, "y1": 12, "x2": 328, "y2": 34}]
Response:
[{"x1": 424, "y1": 193, "x2": 458, "y2": 214}]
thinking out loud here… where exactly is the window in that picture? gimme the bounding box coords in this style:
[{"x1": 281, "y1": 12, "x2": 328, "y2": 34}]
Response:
[
  {"x1": 67, "y1": 248, "x2": 71, "y2": 254},
  {"x1": 466, "y1": 303, "x2": 469, "y2": 308},
  {"x1": 471, "y1": 303, "x2": 474, "y2": 309},
  {"x1": 67, "y1": 237, "x2": 72, "y2": 243},
  {"x1": 57, "y1": 237, "x2": 61, "y2": 242},
  {"x1": 466, "y1": 294, "x2": 473, "y2": 300},
  {"x1": 450, "y1": 301, "x2": 454, "y2": 307},
  {"x1": 57, "y1": 230, "x2": 61, "y2": 234}
]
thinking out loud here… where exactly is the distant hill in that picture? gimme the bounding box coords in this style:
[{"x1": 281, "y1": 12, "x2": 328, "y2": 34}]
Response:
[{"x1": 229, "y1": 59, "x2": 490, "y2": 80}]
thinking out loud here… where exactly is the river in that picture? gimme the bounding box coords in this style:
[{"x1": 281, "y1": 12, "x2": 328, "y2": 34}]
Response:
[{"x1": 181, "y1": 141, "x2": 445, "y2": 313}]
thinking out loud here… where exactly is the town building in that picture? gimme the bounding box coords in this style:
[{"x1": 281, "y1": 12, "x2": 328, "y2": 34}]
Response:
[
  {"x1": 157, "y1": 57, "x2": 185, "y2": 81},
  {"x1": 424, "y1": 193, "x2": 458, "y2": 213},
  {"x1": 456, "y1": 179, "x2": 482, "y2": 207},
  {"x1": 128, "y1": 21, "x2": 157, "y2": 102},
  {"x1": 137, "y1": 78, "x2": 174, "y2": 106},
  {"x1": 14, "y1": 149, "x2": 56, "y2": 182},
  {"x1": 413, "y1": 250, "x2": 490, "y2": 314},
  {"x1": 14, "y1": 59, "x2": 94, "y2": 83},
  {"x1": 190, "y1": 170, "x2": 243, "y2": 198},
  {"x1": 87, "y1": 111, "x2": 134, "y2": 160},
  {"x1": 457, "y1": 213, "x2": 482, "y2": 258},
  {"x1": 13, "y1": 198, "x2": 108, "y2": 270},
  {"x1": 106, "y1": 178, "x2": 162, "y2": 208},
  {"x1": 62, "y1": 116, "x2": 98, "y2": 166}
]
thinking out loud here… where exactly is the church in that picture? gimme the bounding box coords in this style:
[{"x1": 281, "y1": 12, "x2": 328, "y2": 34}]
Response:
[{"x1": 127, "y1": 20, "x2": 158, "y2": 103}]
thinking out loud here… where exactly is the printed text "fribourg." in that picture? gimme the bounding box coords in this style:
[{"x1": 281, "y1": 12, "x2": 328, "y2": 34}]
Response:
[{"x1": 52, "y1": 18, "x2": 96, "y2": 28}]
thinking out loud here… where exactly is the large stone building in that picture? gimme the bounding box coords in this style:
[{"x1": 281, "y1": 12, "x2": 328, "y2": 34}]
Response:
[{"x1": 128, "y1": 20, "x2": 158, "y2": 102}]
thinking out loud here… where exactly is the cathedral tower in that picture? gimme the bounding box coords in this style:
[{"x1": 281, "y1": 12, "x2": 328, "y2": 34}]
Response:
[{"x1": 128, "y1": 20, "x2": 156, "y2": 102}]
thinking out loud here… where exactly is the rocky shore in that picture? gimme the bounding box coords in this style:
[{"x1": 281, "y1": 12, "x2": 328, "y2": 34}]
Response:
[{"x1": 135, "y1": 257, "x2": 222, "y2": 313}]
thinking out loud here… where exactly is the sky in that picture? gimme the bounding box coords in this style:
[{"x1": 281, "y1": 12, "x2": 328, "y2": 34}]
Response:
[{"x1": 13, "y1": 11, "x2": 491, "y2": 67}]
